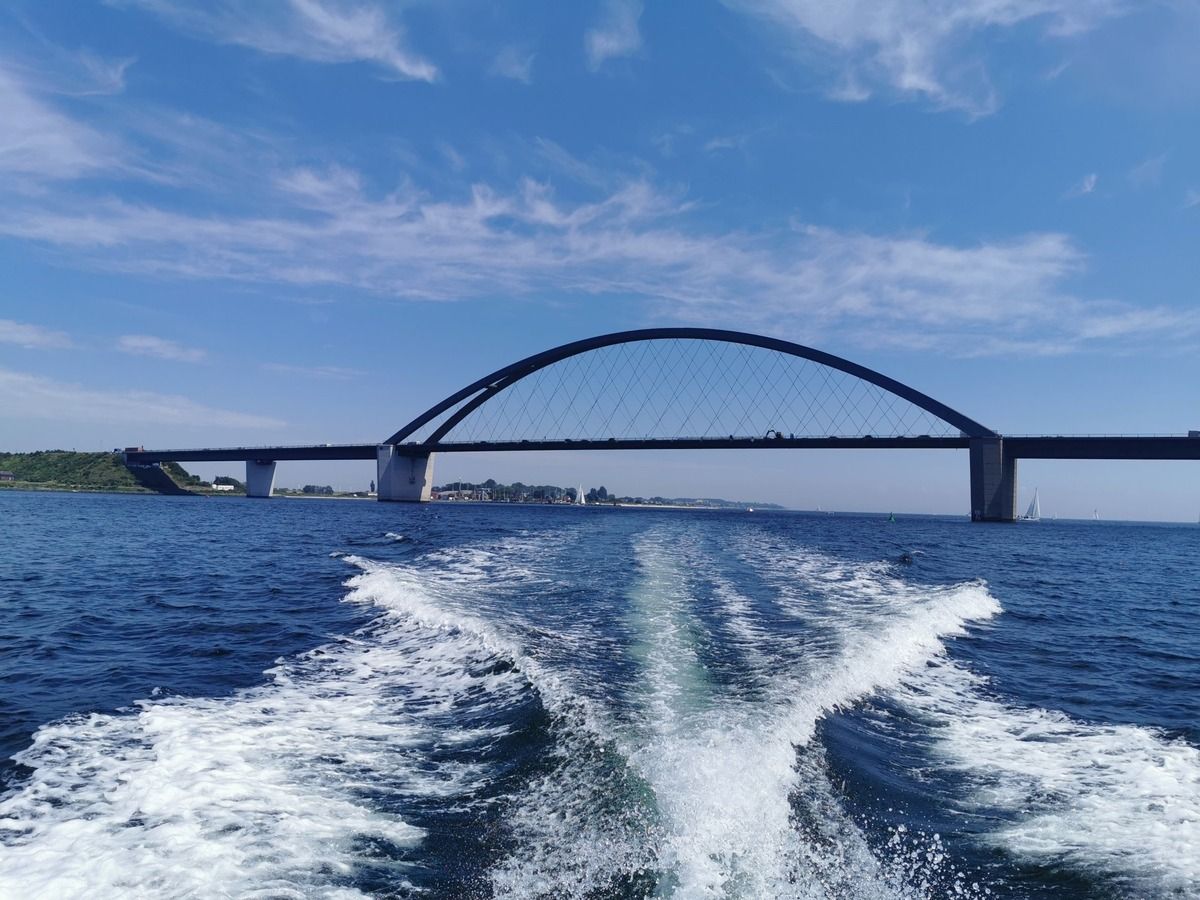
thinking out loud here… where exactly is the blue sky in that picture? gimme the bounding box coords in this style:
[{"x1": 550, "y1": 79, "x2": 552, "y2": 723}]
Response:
[{"x1": 1, "y1": 0, "x2": 1197, "y2": 519}]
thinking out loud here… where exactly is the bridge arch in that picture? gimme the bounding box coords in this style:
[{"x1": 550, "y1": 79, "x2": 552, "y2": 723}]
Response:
[{"x1": 385, "y1": 328, "x2": 995, "y2": 447}]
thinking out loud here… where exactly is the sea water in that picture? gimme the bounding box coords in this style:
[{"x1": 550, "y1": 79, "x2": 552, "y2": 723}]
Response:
[{"x1": 0, "y1": 491, "x2": 1196, "y2": 898}]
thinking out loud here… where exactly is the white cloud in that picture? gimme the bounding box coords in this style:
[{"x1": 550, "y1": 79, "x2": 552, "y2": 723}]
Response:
[
  {"x1": 1127, "y1": 152, "x2": 1167, "y2": 188},
  {"x1": 1066, "y1": 172, "x2": 1098, "y2": 197},
  {"x1": 1183, "y1": 189, "x2": 1200, "y2": 209},
  {"x1": 5, "y1": 43, "x2": 136, "y2": 97},
  {"x1": 123, "y1": 0, "x2": 437, "y2": 81},
  {"x1": 0, "y1": 367, "x2": 285, "y2": 429},
  {"x1": 1044, "y1": 59, "x2": 1072, "y2": 80},
  {"x1": 1, "y1": 163, "x2": 1193, "y2": 357},
  {"x1": 0, "y1": 67, "x2": 114, "y2": 179},
  {"x1": 117, "y1": 334, "x2": 207, "y2": 362},
  {"x1": 436, "y1": 142, "x2": 467, "y2": 173},
  {"x1": 490, "y1": 45, "x2": 535, "y2": 84},
  {"x1": 704, "y1": 135, "x2": 744, "y2": 153},
  {"x1": 725, "y1": 0, "x2": 1126, "y2": 115},
  {"x1": 651, "y1": 124, "x2": 696, "y2": 159},
  {"x1": 585, "y1": 0, "x2": 643, "y2": 70},
  {"x1": 0, "y1": 77, "x2": 1183, "y2": 359},
  {"x1": 0, "y1": 319, "x2": 73, "y2": 349},
  {"x1": 62, "y1": 50, "x2": 136, "y2": 96},
  {"x1": 1071, "y1": 307, "x2": 1199, "y2": 341},
  {"x1": 261, "y1": 362, "x2": 364, "y2": 379}
]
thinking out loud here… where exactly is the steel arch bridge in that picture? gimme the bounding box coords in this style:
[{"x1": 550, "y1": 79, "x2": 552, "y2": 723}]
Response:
[
  {"x1": 126, "y1": 327, "x2": 1200, "y2": 520},
  {"x1": 385, "y1": 328, "x2": 997, "y2": 452}
]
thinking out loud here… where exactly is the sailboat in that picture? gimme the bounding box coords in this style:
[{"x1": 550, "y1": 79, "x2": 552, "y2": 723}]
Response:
[
  {"x1": 1019, "y1": 488, "x2": 1041, "y2": 522},
  {"x1": 576, "y1": 484, "x2": 586, "y2": 506}
]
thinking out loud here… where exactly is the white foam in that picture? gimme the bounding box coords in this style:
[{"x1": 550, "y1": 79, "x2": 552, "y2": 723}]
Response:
[
  {"x1": 0, "y1": 521, "x2": 1017, "y2": 899},
  {"x1": 337, "y1": 534, "x2": 1007, "y2": 898},
  {"x1": 339, "y1": 549, "x2": 612, "y2": 728},
  {"x1": 894, "y1": 660, "x2": 1200, "y2": 895},
  {"x1": 733, "y1": 533, "x2": 940, "y2": 630},
  {"x1": 0, "y1": 674, "x2": 422, "y2": 897},
  {"x1": 607, "y1": 532, "x2": 1002, "y2": 899},
  {"x1": 338, "y1": 544, "x2": 663, "y2": 900},
  {"x1": 0, "y1": 550, "x2": 551, "y2": 898}
]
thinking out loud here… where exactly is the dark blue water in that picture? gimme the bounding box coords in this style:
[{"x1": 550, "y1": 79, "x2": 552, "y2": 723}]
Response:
[{"x1": 1, "y1": 491, "x2": 1197, "y2": 898}]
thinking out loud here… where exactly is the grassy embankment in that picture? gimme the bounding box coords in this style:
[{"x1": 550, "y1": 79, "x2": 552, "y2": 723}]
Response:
[{"x1": 0, "y1": 451, "x2": 235, "y2": 495}]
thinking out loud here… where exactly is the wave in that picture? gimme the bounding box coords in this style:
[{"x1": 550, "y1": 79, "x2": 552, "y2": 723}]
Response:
[
  {"x1": 893, "y1": 660, "x2": 1200, "y2": 896},
  {"x1": 0, "y1": 635, "x2": 446, "y2": 897},
  {"x1": 337, "y1": 535, "x2": 1014, "y2": 899},
  {"x1": 338, "y1": 547, "x2": 661, "y2": 900},
  {"x1": 355, "y1": 528, "x2": 964, "y2": 899},
  {"x1": 0, "y1": 536, "x2": 583, "y2": 898},
  {"x1": 19, "y1": 517, "x2": 1173, "y2": 899},
  {"x1": 586, "y1": 532, "x2": 1003, "y2": 899},
  {"x1": 739, "y1": 535, "x2": 1200, "y2": 894}
]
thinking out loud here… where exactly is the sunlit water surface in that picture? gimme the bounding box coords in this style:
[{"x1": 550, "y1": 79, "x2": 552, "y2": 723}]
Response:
[{"x1": 1, "y1": 491, "x2": 1197, "y2": 898}]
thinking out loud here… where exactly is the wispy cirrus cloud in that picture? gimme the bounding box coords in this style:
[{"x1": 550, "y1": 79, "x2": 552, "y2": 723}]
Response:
[
  {"x1": 69, "y1": 50, "x2": 136, "y2": 96},
  {"x1": 3, "y1": 43, "x2": 135, "y2": 98},
  {"x1": 262, "y1": 362, "x2": 364, "y2": 379},
  {"x1": 490, "y1": 45, "x2": 535, "y2": 84},
  {"x1": 0, "y1": 66, "x2": 115, "y2": 180},
  {"x1": 725, "y1": 0, "x2": 1126, "y2": 115},
  {"x1": 1065, "y1": 172, "x2": 1098, "y2": 198},
  {"x1": 0, "y1": 64, "x2": 1188, "y2": 359},
  {"x1": 1, "y1": 9, "x2": 136, "y2": 97},
  {"x1": 117, "y1": 334, "x2": 207, "y2": 362},
  {"x1": 2, "y1": 160, "x2": 1194, "y2": 357},
  {"x1": 0, "y1": 367, "x2": 285, "y2": 429},
  {"x1": 586, "y1": 0, "x2": 643, "y2": 70},
  {"x1": 122, "y1": 0, "x2": 438, "y2": 81},
  {"x1": 704, "y1": 135, "x2": 742, "y2": 154},
  {"x1": 0, "y1": 318, "x2": 74, "y2": 349},
  {"x1": 1128, "y1": 152, "x2": 1167, "y2": 189}
]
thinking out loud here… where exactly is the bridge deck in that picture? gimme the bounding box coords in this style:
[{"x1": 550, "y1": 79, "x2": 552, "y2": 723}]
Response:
[
  {"x1": 125, "y1": 435, "x2": 1200, "y2": 463},
  {"x1": 1004, "y1": 436, "x2": 1200, "y2": 460},
  {"x1": 127, "y1": 445, "x2": 380, "y2": 463}
]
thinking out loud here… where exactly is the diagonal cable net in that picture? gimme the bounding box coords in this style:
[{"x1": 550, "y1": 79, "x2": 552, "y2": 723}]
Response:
[{"x1": 408, "y1": 339, "x2": 960, "y2": 443}]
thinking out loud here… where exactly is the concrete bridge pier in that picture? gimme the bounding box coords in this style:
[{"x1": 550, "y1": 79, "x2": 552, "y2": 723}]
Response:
[
  {"x1": 246, "y1": 459, "x2": 277, "y2": 498},
  {"x1": 969, "y1": 438, "x2": 1017, "y2": 521},
  {"x1": 377, "y1": 445, "x2": 434, "y2": 502}
]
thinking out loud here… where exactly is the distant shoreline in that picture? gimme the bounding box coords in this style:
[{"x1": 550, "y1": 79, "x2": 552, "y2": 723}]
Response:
[
  {"x1": 432, "y1": 498, "x2": 745, "y2": 511},
  {"x1": 3, "y1": 487, "x2": 1196, "y2": 524},
  {"x1": 615, "y1": 502, "x2": 730, "y2": 510},
  {"x1": 0, "y1": 486, "x2": 746, "y2": 509},
  {"x1": 0, "y1": 483, "x2": 151, "y2": 495}
]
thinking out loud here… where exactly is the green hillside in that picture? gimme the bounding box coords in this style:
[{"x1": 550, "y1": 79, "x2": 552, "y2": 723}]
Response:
[{"x1": 0, "y1": 451, "x2": 200, "y2": 494}]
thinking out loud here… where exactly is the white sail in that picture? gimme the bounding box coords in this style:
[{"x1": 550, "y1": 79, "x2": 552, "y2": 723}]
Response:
[
  {"x1": 576, "y1": 484, "x2": 586, "y2": 506},
  {"x1": 1024, "y1": 488, "x2": 1041, "y2": 521}
]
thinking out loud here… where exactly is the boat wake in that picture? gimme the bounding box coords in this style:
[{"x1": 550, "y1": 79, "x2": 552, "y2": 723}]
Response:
[
  {"x1": 893, "y1": 660, "x2": 1200, "y2": 896},
  {"x1": 2, "y1": 520, "x2": 1194, "y2": 898},
  {"x1": 0, "y1": 591, "x2": 497, "y2": 897},
  {"x1": 0, "y1": 531, "x2": 586, "y2": 898},
  {"x1": 600, "y1": 533, "x2": 1001, "y2": 900}
]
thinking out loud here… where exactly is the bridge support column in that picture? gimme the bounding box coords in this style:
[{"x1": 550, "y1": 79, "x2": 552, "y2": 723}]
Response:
[
  {"x1": 969, "y1": 438, "x2": 1016, "y2": 522},
  {"x1": 246, "y1": 459, "x2": 277, "y2": 498},
  {"x1": 376, "y1": 445, "x2": 434, "y2": 502}
]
